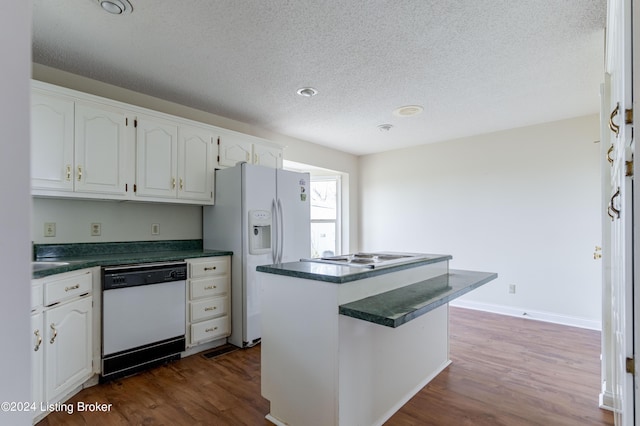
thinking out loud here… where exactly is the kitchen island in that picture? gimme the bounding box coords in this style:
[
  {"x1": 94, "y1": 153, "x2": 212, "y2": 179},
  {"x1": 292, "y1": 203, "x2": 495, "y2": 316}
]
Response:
[{"x1": 257, "y1": 254, "x2": 496, "y2": 426}]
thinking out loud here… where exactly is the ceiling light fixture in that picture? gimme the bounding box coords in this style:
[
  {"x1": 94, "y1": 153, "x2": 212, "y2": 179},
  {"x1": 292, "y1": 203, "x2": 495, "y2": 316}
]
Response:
[
  {"x1": 98, "y1": 0, "x2": 133, "y2": 15},
  {"x1": 393, "y1": 105, "x2": 424, "y2": 117},
  {"x1": 296, "y1": 87, "x2": 318, "y2": 97},
  {"x1": 377, "y1": 124, "x2": 393, "y2": 132}
]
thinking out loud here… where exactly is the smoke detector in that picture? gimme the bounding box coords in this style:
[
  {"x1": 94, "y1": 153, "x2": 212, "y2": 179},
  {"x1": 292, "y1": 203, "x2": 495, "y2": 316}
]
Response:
[{"x1": 97, "y1": 0, "x2": 133, "y2": 14}]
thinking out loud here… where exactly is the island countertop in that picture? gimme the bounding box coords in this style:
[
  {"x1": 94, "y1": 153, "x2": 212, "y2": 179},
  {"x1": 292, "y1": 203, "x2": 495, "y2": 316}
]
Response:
[
  {"x1": 256, "y1": 253, "x2": 452, "y2": 284},
  {"x1": 339, "y1": 269, "x2": 497, "y2": 327}
]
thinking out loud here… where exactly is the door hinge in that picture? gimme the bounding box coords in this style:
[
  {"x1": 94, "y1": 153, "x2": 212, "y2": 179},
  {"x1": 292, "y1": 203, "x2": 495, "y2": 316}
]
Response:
[
  {"x1": 626, "y1": 161, "x2": 633, "y2": 177},
  {"x1": 134, "y1": 119, "x2": 138, "y2": 128},
  {"x1": 134, "y1": 184, "x2": 137, "y2": 193},
  {"x1": 125, "y1": 183, "x2": 128, "y2": 192},
  {"x1": 217, "y1": 155, "x2": 220, "y2": 162},
  {"x1": 217, "y1": 137, "x2": 220, "y2": 145},
  {"x1": 626, "y1": 357, "x2": 635, "y2": 375},
  {"x1": 125, "y1": 117, "x2": 128, "y2": 126},
  {"x1": 625, "y1": 108, "x2": 633, "y2": 125}
]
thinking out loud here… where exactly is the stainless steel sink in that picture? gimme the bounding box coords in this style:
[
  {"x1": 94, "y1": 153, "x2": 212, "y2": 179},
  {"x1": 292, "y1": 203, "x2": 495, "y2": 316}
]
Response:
[
  {"x1": 32, "y1": 261, "x2": 70, "y2": 272},
  {"x1": 301, "y1": 252, "x2": 430, "y2": 269}
]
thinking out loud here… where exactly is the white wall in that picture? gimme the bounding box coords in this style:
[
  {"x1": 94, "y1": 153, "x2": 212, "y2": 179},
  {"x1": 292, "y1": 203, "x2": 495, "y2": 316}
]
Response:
[
  {"x1": 0, "y1": 2, "x2": 32, "y2": 425},
  {"x1": 31, "y1": 65, "x2": 360, "y2": 251},
  {"x1": 32, "y1": 199, "x2": 201, "y2": 244},
  {"x1": 359, "y1": 116, "x2": 602, "y2": 329}
]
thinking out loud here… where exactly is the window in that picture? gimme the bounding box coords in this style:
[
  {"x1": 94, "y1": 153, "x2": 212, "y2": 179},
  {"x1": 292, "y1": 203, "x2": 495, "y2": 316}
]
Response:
[{"x1": 310, "y1": 176, "x2": 341, "y2": 257}]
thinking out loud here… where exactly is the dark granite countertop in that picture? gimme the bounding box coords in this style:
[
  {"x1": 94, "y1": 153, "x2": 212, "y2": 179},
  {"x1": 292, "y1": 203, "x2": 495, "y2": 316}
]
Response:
[
  {"x1": 32, "y1": 240, "x2": 232, "y2": 278},
  {"x1": 338, "y1": 269, "x2": 497, "y2": 327},
  {"x1": 256, "y1": 254, "x2": 452, "y2": 284}
]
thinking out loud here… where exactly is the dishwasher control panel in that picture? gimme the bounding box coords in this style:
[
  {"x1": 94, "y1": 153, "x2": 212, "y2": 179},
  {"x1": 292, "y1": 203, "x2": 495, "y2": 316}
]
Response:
[{"x1": 102, "y1": 262, "x2": 187, "y2": 290}]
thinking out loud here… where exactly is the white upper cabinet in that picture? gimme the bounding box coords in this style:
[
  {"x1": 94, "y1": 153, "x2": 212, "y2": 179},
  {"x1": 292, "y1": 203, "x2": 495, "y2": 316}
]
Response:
[
  {"x1": 135, "y1": 117, "x2": 214, "y2": 203},
  {"x1": 253, "y1": 143, "x2": 283, "y2": 169},
  {"x1": 217, "y1": 131, "x2": 253, "y2": 167},
  {"x1": 31, "y1": 91, "x2": 74, "y2": 192},
  {"x1": 178, "y1": 124, "x2": 214, "y2": 202},
  {"x1": 31, "y1": 86, "x2": 131, "y2": 199},
  {"x1": 74, "y1": 102, "x2": 128, "y2": 196},
  {"x1": 135, "y1": 115, "x2": 179, "y2": 199},
  {"x1": 31, "y1": 80, "x2": 282, "y2": 204},
  {"x1": 217, "y1": 129, "x2": 283, "y2": 169}
]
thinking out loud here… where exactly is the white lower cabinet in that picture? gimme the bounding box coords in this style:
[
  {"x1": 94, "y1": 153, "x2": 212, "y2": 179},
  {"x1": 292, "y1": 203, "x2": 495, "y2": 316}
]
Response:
[
  {"x1": 32, "y1": 269, "x2": 94, "y2": 422},
  {"x1": 31, "y1": 311, "x2": 44, "y2": 411},
  {"x1": 186, "y1": 256, "x2": 231, "y2": 347},
  {"x1": 44, "y1": 296, "x2": 93, "y2": 403}
]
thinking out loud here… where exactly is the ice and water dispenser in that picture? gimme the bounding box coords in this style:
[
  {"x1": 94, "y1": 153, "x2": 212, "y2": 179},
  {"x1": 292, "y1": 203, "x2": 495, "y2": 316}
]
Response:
[{"x1": 249, "y1": 210, "x2": 272, "y2": 254}]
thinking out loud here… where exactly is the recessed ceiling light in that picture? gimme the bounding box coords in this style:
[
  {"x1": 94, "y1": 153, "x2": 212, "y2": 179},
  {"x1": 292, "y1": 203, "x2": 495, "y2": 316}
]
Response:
[
  {"x1": 377, "y1": 124, "x2": 393, "y2": 132},
  {"x1": 393, "y1": 105, "x2": 424, "y2": 117},
  {"x1": 296, "y1": 87, "x2": 318, "y2": 97},
  {"x1": 98, "y1": 0, "x2": 133, "y2": 15}
]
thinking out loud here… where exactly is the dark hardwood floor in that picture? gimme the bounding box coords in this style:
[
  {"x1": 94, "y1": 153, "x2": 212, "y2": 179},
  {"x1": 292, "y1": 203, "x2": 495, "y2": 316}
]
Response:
[{"x1": 38, "y1": 307, "x2": 613, "y2": 425}]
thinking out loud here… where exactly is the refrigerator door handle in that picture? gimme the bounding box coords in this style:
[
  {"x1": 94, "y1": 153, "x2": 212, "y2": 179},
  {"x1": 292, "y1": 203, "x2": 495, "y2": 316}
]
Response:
[
  {"x1": 277, "y1": 198, "x2": 284, "y2": 263},
  {"x1": 271, "y1": 198, "x2": 278, "y2": 264}
]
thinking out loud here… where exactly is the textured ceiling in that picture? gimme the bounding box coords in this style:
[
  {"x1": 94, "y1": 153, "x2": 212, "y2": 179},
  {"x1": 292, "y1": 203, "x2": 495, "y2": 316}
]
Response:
[{"x1": 32, "y1": 0, "x2": 606, "y2": 156}]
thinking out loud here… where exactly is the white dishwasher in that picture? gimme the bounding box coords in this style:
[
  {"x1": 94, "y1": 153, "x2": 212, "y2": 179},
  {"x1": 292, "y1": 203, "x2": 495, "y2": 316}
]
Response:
[{"x1": 101, "y1": 262, "x2": 187, "y2": 382}]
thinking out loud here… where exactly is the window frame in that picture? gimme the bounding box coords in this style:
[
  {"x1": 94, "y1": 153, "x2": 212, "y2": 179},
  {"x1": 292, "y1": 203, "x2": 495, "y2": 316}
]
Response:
[{"x1": 310, "y1": 175, "x2": 342, "y2": 257}]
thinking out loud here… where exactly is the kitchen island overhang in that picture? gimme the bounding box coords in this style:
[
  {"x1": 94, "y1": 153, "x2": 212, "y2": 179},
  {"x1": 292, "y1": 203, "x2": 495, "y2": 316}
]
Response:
[{"x1": 257, "y1": 254, "x2": 497, "y2": 426}]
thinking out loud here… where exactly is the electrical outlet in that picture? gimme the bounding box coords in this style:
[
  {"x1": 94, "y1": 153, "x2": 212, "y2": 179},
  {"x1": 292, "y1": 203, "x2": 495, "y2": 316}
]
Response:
[
  {"x1": 509, "y1": 284, "x2": 516, "y2": 294},
  {"x1": 151, "y1": 223, "x2": 160, "y2": 235},
  {"x1": 44, "y1": 222, "x2": 56, "y2": 237},
  {"x1": 91, "y1": 223, "x2": 102, "y2": 236}
]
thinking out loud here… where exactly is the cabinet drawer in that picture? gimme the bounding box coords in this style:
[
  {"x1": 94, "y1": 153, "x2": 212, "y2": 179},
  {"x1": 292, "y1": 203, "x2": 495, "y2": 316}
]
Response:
[
  {"x1": 190, "y1": 316, "x2": 229, "y2": 344},
  {"x1": 190, "y1": 276, "x2": 228, "y2": 299},
  {"x1": 43, "y1": 271, "x2": 92, "y2": 306},
  {"x1": 189, "y1": 258, "x2": 229, "y2": 278},
  {"x1": 190, "y1": 296, "x2": 228, "y2": 322}
]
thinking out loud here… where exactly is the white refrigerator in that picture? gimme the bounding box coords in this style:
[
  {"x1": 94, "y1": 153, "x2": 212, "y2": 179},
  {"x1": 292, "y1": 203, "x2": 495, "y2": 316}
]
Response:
[{"x1": 203, "y1": 162, "x2": 310, "y2": 347}]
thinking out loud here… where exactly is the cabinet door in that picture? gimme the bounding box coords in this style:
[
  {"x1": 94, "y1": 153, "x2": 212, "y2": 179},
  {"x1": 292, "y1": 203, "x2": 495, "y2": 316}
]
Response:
[
  {"x1": 254, "y1": 144, "x2": 283, "y2": 169},
  {"x1": 136, "y1": 116, "x2": 178, "y2": 198},
  {"x1": 178, "y1": 125, "x2": 214, "y2": 202},
  {"x1": 74, "y1": 102, "x2": 129, "y2": 196},
  {"x1": 31, "y1": 91, "x2": 74, "y2": 192},
  {"x1": 31, "y1": 311, "x2": 44, "y2": 410},
  {"x1": 44, "y1": 296, "x2": 92, "y2": 403},
  {"x1": 218, "y1": 132, "x2": 252, "y2": 167}
]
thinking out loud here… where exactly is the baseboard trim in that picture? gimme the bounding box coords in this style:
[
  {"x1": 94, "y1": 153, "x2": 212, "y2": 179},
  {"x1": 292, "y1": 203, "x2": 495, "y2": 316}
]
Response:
[
  {"x1": 450, "y1": 300, "x2": 601, "y2": 331},
  {"x1": 265, "y1": 413, "x2": 287, "y2": 426},
  {"x1": 599, "y1": 389, "x2": 615, "y2": 411}
]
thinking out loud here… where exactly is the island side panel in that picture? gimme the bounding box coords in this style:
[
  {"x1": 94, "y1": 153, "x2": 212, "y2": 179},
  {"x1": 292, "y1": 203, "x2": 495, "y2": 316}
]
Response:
[
  {"x1": 338, "y1": 304, "x2": 450, "y2": 426},
  {"x1": 260, "y1": 272, "x2": 340, "y2": 426}
]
